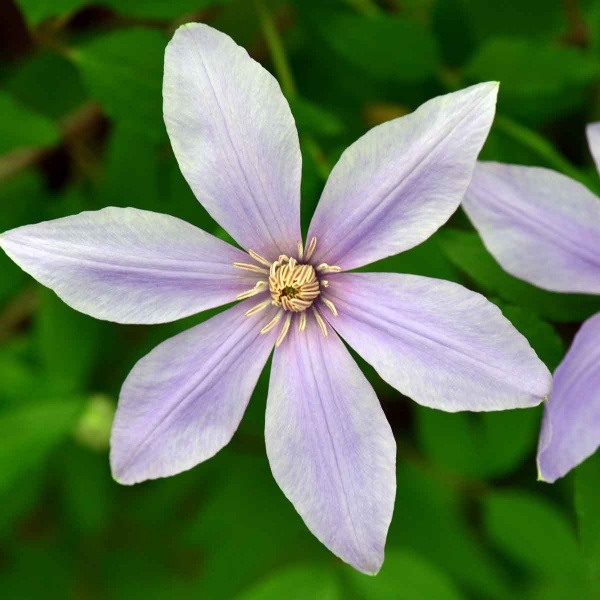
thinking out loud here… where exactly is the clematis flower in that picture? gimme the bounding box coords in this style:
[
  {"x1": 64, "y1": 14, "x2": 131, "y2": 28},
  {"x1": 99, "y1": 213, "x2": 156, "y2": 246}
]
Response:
[
  {"x1": 0, "y1": 24, "x2": 551, "y2": 574},
  {"x1": 463, "y1": 124, "x2": 600, "y2": 484}
]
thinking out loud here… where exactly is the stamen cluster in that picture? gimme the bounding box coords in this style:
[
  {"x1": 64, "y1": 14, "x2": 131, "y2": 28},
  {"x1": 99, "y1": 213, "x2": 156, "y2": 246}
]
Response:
[
  {"x1": 269, "y1": 257, "x2": 320, "y2": 311},
  {"x1": 233, "y1": 238, "x2": 340, "y2": 346}
]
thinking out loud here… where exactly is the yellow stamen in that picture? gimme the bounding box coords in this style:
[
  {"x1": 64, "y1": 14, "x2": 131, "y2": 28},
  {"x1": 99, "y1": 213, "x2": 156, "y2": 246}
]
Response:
[
  {"x1": 236, "y1": 281, "x2": 268, "y2": 301},
  {"x1": 245, "y1": 300, "x2": 271, "y2": 317},
  {"x1": 312, "y1": 308, "x2": 328, "y2": 337},
  {"x1": 276, "y1": 313, "x2": 292, "y2": 347},
  {"x1": 248, "y1": 250, "x2": 272, "y2": 267},
  {"x1": 322, "y1": 298, "x2": 338, "y2": 317},
  {"x1": 316, "y1": 263, "x2": 342, "y2": 274},
  {"x1": 299, "y1": 311, "x2": 307, "y2": 332},
  {"x1": 305, "y1": 237, "x2": 317, "y2": 261},
  {"x1": 297, "y1": 240, "x2": 304, "y2": 260},
  {"x1": 234, "y1": 262, "x2": 269, "y2": 275},
  {"x1": 261, "y1": 311, "x2": 282, "y2": 334}
]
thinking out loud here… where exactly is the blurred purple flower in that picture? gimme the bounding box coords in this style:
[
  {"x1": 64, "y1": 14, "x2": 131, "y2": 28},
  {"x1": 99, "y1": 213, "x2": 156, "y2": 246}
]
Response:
[
  {"x1": 464, "y1": 124, "x2": 600, "y2": 484},
  {"x1": 0, "y1": 24, "x2": 551, "y2": 573}
]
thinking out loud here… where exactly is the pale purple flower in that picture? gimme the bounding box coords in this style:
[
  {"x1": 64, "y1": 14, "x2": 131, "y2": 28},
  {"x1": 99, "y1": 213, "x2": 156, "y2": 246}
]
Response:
[
  {"x1": 0, "y1": 24, "x2": 551, "y2": 573},
  {"x1": 463, "y1": 124, "x2": 600, "y2": 483}
]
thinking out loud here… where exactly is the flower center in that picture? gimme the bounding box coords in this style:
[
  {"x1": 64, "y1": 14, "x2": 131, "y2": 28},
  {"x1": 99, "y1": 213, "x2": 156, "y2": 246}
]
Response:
[
  {"x1": 232, "y1": 237, "x2": 341, "y2": 347},
  {"x1": 269, "y1": 256, "x2": 320, "y2": 312}
]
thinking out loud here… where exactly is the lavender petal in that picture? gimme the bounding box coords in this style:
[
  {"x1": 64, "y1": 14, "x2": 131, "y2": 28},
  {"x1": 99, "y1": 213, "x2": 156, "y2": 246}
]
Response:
[
  {"x1": 326, "y1": 273, "x2": 551, "y2": 412},
  {"x1": 266, "y1": 318, "x2": 396, "y2": 575},
  {"x1": 163, "y1": 23, "x2": 302, "y2": 260},
  {"x1": 463, "y1": 161, "x2": 600, "y2": 294},
  {"x1": 0, "y1": 207, "x2": 260, "y2": 324},
  {"x1": 111, "y1": 299, "x2": 279, "y2": 484},
  {"x1": 307, "y1": 83, "x2": 498, "y2": 270},
  {"x1": 538, "y1": 312, "x2": 600, "y2": 483},
  {"x1": 586, "y1": 122, "x2": 600, "y2": 174}
]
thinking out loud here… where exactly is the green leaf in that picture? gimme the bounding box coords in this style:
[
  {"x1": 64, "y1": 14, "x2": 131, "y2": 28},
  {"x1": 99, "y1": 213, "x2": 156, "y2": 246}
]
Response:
[
  {"x1": 60, "y1": 444, "x2": 114, "y2": 536},
  {"x1": 359, "y1": 233, "x2": 460, "y2": 282},
  {"x1": 0, "y1": 91, "x2": 60, "y2": 154},
  {"x1": 15, "y1": 0, "x2": 89, "y2": 26},
  {"x1": 0, "y1": 171, "x2": 49, "y2": 304},
  {"x1": 493, "y1": 301, "x2": 565, "y2": 371},
  {"x1": 317, "y1": 12, "x2": 438, "y2": 83},
  {"x1": 389, "y1": 462, "x2": 509, "y2": 598},
  {"x1": 466, "y1": 38, "x2": 599, "y2": 124},
  {"x1": 102, "y1": 0, "x2": 232, "y2": 19},
  {"x1": 440, "y1": 229, "x2": 600, "y2": 322},
  {"x1": 16, "y1": 0, "x2": 232, "y2": 25},
  {"x1": 0, "y1": 542, "x2": 75, "y2": 598},
  {"x1": 236, "y1": 564, "x2": 341, "y2": 600},
  {"x1": 576, "y1": 452, "x2": 600, "y2": 595},
  {"x1": 4, "y1": 52, "x2": 87, "y2": 119},
  {"x1": 432, "y1": 0, "x2": 475, "y2": 67},
  {"x1": 348, "y1": 549, "x2": 464, "y2": 600},
  {"x1": 0, "y1": 470, "x2": 43, "y2": 539},
  {"x1": 34, "y1": 287, "x2": 101, "y2": 394},
  {"x1": 483, "y1": 490, "x2": 584, "y2": 582},
  {"x1": 417, "y1": 405, "x2": 541, "y2": 479},
  {"x1": 0, "y1": 397, "x2": 84, "y2": 494},
  {"x1": 72, "y1": 29, "x2": 166, "y2": 141},
  {"x1": 300, "y1": 139, "x2": 325, "y2": 232},
  {"x1": 0, "y1": 353, "x2": 40, "y2": 407},
  {"x1": 97, "y1": 124, "x2": 161, "y2": 210},
  {"x1": 461, "y1": 0, "x2": 565, "y2": 43},
  {"x1": 186, "y1": 451, "x2": 329, "y2": 598},
  {"x1": 288, "y1": 96, "x2": 344, "y2": 137}
]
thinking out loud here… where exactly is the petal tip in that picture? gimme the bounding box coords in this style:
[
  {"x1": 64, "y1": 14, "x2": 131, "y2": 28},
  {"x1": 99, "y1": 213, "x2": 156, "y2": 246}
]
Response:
[
  {"x1": 346, "y1": 551, "x2": 384, "y2": 576},
  {"x1": 471, "y1": 80, "x2": 500, "y2": 100},
  {"x1": 109, "y1": 452, "x2": 136, "y2": 486},
  {"x1": 536, "y1": 461, "x2": 553, "y2": 484}
]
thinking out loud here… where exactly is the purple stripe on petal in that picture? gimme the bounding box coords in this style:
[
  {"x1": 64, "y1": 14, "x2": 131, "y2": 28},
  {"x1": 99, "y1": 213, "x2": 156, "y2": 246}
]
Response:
[
  {"x1": 586, "y1": 122, "x2": 600, "y2": 175},
  {"x1": 326, "y1": 273, "x2": 551, "y2": 412},
  {"x1": 0, "y1": 207, "x2": 260, "y2": 324},
  {"x1": 537, "y1": 312, "x2": 600, "y2": 483},
  {"x1": 111, "y1": 299, "x2": 279, "y2": 484},
  {"x1": 163, "y1": 24, "x2": 302, "y2": 260},
  {"x1": 464, "y1": 162, "x2": 600, "y2": 294},
  {"x1": 266, "y1": 317, "x2": 396, "y2": 575},
  {"x1": 307, "y1": 83, "x2": 498, "y2": 271}
]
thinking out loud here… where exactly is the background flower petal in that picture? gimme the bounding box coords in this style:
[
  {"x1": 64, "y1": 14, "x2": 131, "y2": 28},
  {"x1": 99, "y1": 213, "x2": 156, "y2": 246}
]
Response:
[
  {"x1": 306, "y1": 83, "x2": 498, "y2": 270},
  {"x1": 0, "y1": 207, "x2": 259, "y2": 324},
  {"x1": 163, "y1": 23, "x2": 302, "y2": 260},
  {"x1": 327, "y1": 273, "x2": 551, "y2": 412},
  {"x1": 537, "y1": 312, "x2": 600, "y2": 483},
  {"x1": 463, "y1": 161, "x2": 600, "y2": 294},
  {"x1": 586, "y1": 122, "x2": 600, "y2": 174},
  {"x1": 111, "y1": 299, "x2": 278, "y2": 485},
  {"x1": 265, "y1": 318, "x2": 396, "y2": 575}
]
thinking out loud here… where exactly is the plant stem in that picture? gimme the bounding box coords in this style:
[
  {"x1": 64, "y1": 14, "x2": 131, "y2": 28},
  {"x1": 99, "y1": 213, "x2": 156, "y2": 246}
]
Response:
[
  {"x1": 254, "y1": 0, "x2": 297, "y2": 97},
  {"x1": 254, "y1": 0, "x2": 332, "y2": 179}
]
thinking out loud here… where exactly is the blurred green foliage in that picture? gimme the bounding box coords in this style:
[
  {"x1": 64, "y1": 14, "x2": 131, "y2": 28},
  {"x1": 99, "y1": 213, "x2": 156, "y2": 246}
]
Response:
[{"x1": 0, "y1": 0, "x2": 599, "y2": 597}]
